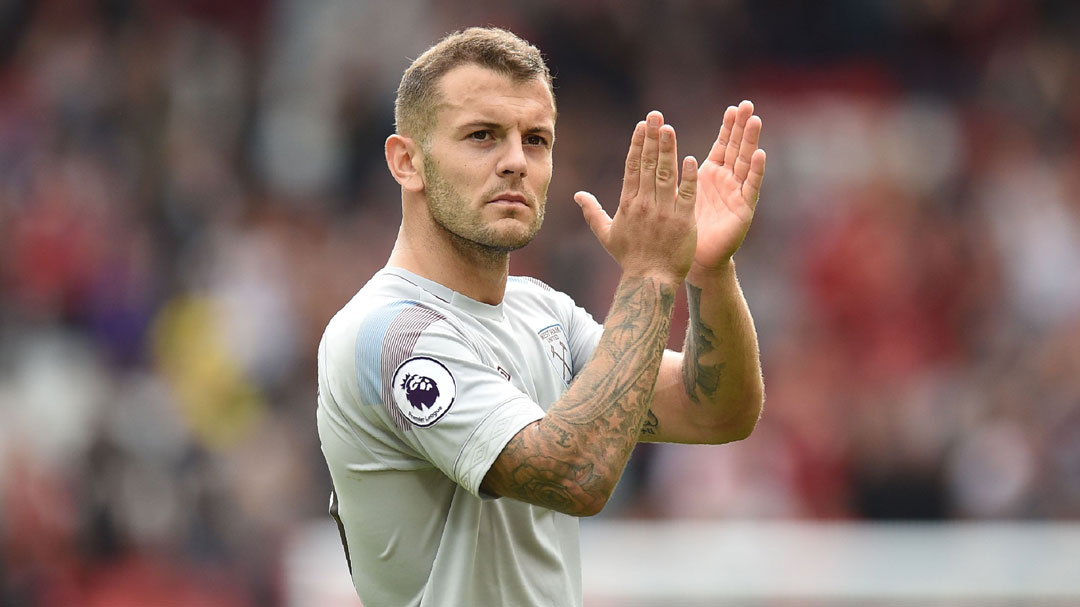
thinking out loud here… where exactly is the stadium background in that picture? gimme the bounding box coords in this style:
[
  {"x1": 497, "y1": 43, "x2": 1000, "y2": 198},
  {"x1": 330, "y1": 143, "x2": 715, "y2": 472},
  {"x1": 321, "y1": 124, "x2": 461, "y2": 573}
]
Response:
[{"x1": 1, "y1": 0, "x2": 1078, "y2": 605}]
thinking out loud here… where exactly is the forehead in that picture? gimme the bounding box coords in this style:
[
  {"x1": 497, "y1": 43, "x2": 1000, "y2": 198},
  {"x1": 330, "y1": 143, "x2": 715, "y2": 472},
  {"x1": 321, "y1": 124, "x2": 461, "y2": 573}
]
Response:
[{"x1": 432, "y1": 64, "x2": 556, "y2": 131}]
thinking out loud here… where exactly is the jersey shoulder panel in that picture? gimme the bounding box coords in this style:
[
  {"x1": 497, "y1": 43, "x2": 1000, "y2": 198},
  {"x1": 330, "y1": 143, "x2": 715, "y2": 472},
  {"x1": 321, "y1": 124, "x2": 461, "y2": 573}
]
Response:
[{"x1": 334, "y1": 297, "x2": 483, "y2": 424}]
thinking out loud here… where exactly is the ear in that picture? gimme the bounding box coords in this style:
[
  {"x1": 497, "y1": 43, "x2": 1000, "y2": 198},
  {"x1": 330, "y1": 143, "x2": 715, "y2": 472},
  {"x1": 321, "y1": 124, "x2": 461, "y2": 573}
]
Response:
[{"x1": 385, "y1": 134, "x2": 425, "y2": 193}]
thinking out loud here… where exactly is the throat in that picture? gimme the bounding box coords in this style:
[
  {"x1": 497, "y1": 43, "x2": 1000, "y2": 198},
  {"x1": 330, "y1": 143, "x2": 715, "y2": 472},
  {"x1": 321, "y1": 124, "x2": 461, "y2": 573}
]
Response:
[{"x1": 389, "y1": 223, "x2": 511, "y2": 306}]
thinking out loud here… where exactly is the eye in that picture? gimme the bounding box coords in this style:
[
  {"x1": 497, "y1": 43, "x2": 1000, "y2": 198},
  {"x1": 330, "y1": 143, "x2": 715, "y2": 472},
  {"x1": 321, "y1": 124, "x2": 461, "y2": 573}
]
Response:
[
  {"x1": 524, "y1": 134, "x2": 549, "y2": 147},
  {"x1": 467, "y1": 130, "x2": 492, "y2": 142}
]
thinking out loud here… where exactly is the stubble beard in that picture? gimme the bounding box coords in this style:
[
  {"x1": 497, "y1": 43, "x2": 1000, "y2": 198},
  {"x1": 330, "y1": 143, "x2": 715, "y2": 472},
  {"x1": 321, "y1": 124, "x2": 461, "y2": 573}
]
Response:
[{"x1": 422, "y1": 157, "x2": 546, "y2": 264}]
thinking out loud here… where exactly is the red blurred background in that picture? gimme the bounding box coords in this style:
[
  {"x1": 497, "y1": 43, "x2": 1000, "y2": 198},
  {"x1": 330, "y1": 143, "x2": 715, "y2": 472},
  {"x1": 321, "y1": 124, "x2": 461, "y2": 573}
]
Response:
[{"x1": 1, "y1": 1, "x2": 1078, "y2": 604}]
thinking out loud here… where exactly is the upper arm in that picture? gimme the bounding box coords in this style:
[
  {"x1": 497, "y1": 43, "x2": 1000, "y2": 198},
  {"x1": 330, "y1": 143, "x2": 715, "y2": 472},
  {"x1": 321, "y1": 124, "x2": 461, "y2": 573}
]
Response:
[
  {"x1": 641, "y1": 350, "x2": 759, "y2": 444},
  {"x1": 352, "y1": 306, "x2": 546, "y2": 497}
]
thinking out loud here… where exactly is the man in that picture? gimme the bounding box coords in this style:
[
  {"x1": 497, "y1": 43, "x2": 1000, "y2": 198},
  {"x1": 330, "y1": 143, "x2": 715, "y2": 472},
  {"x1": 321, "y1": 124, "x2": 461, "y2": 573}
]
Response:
[{"x1": 317, "y1": 26, "x2": 767, "y2": 606}]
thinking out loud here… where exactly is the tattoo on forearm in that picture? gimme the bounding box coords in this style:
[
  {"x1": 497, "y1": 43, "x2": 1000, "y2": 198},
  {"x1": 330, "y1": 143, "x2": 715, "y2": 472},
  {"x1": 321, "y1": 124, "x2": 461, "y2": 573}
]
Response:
[
  {"x1": 551, "y1": 425, "x2": 573, "y2": 448},
  {"x1": 682, "y1": 282, "x2": 725, "y2": 403},
  {"x1": 485, "y1": 276, "x2": 676, "y2": 514},
  {"x1": 639, "y1": 409, "x2": 659, "y2": 437}
]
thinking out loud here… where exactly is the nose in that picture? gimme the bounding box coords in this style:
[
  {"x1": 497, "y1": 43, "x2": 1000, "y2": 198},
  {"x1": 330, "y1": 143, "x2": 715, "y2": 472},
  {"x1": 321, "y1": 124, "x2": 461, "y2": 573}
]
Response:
[{"x1": 497, "y1": 138, "x2": 528, "y2": 178}]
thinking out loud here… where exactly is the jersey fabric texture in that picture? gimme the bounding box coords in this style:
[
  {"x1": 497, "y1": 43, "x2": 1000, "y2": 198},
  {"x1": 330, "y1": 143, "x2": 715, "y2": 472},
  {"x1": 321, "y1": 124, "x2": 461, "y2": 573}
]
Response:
[{"x1": 317, "y1": 267, "x2": 604, "y2": 606}]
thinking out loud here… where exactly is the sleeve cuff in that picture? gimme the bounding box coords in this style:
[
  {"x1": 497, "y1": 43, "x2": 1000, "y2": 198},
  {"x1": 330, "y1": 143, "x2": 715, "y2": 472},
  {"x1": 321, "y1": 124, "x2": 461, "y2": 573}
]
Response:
[{"x1": 453, "y1": 396, "x2": 545, "y2": 499}]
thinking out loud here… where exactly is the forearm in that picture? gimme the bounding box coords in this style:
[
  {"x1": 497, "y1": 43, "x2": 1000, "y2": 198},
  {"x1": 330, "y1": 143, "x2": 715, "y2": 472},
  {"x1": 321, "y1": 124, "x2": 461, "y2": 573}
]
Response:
[
  {"x1": 482, "y1": 273, "x2": 676, "y2": 516},
  {"x1": 681, "y1": 259, "x2": 763, "y2": 438}
]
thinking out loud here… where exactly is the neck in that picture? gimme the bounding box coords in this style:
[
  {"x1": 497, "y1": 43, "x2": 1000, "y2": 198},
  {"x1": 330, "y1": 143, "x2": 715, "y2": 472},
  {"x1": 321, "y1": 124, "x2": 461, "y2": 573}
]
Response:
[{"x1": 387, "y1": 223, "x2": 511, "y2": 305}]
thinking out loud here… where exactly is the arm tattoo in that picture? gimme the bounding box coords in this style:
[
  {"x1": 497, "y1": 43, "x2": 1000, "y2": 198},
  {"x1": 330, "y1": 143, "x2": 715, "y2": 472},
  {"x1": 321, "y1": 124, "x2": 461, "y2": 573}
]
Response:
[
  {"x1": 639, "y1": 409, "x2": 659, "y2": 437},
  {"x1": 485, "y1": 276, "x2": 676, "y2": 515},
  {"x1": 682, "y1": 282, "x2": 725, "y2": 404}
]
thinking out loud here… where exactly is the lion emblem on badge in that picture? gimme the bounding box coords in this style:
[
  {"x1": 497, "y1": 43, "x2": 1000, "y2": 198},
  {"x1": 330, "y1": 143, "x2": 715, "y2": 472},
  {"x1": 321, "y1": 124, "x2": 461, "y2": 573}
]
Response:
[
  {"x1": 391, "y1": 356, "x2": 455, "y2": 427},
  {"x1": 400, "y1": 373, "x2": 439, "y2": 410}
]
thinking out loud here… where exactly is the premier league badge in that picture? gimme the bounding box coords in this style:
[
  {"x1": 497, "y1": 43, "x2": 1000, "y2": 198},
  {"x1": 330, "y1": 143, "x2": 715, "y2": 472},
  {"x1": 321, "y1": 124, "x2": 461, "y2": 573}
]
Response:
[
  {"x1": 537, "y1": 324, "x2": 573, "y2": 386},
  {"x1": 392, "y1": 356, "x2": 456, "y2": 427}
]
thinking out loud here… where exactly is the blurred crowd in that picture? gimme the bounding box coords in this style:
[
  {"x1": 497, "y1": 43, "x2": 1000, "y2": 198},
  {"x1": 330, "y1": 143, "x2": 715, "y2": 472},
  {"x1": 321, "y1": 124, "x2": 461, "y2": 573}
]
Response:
[{"x1": 1, "y1": 0, "x2": 1078, "y2": 604}]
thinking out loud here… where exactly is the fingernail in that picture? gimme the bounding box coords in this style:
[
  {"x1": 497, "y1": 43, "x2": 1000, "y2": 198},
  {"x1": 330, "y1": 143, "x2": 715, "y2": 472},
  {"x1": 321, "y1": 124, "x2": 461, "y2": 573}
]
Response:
[{"x1": 648, "y1": 114, "x2": 659, "y2": 127}]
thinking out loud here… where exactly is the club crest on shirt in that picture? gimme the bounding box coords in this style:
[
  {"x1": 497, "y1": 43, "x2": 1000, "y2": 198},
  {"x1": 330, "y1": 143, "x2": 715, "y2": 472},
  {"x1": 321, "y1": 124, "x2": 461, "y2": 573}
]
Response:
[
  {"x1": 537, "y1": 324, "x2": 573, "y2": 386},
  {"x1": 391, "y1": 356, "x2": 456, "y2": 427}
]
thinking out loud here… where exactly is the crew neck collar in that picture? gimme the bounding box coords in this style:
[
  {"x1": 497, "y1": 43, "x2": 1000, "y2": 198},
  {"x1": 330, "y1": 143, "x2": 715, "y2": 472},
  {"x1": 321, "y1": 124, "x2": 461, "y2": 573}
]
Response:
[{"x1": 382, "y1": 267, "x2": 505, "y2": 321}]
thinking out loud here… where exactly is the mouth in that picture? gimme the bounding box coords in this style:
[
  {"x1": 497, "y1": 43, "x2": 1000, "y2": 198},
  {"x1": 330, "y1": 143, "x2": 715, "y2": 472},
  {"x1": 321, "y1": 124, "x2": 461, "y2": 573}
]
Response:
[{"x1": 487, "y1": 192, "x2": 529, "y2": 207}]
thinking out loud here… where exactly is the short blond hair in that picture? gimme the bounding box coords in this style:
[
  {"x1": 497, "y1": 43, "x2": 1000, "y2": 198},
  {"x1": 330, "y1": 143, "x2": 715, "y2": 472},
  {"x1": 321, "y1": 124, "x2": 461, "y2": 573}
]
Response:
[{"x1": 394, "y1": 27, "x2": 554, "y2": 141}]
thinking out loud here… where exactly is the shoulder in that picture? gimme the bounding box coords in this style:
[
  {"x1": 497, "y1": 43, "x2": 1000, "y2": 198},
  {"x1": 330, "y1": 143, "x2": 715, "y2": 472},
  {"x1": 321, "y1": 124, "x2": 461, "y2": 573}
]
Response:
[
  {"x1": 327, "y1": 296, "x2": 461, "y2": 360},
  {"x1": 322, "y1": 272, "x2": 463, "y2": 371},
  {"x1": 323, "y1": 295, "x2": 477, "y2": 412},
  {"x1": 326, "y1": 271, "x2": 459, "y2": 345}
]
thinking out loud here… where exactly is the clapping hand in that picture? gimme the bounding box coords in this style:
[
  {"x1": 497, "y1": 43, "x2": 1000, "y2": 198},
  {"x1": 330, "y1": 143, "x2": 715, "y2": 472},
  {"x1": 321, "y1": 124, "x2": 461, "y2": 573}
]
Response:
[{"x1": 691, "y1": 100, "x2": 766, "y2": 273}]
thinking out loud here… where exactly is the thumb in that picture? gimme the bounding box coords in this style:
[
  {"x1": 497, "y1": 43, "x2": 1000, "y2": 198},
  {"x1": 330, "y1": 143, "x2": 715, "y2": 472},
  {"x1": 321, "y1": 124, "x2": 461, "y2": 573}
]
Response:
[{"x1": 574, "y1": 191, "x2": 612, "y2": 243}]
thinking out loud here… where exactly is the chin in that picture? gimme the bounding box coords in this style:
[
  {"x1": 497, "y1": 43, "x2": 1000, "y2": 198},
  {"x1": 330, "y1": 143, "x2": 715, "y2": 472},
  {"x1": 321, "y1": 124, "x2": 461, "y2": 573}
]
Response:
[
  {"x1": 486, "y1": 219, "x2": 541, "y2": 250},
  {"x1": 485, "y1": 234, "x2": 534, "y2": 253}
]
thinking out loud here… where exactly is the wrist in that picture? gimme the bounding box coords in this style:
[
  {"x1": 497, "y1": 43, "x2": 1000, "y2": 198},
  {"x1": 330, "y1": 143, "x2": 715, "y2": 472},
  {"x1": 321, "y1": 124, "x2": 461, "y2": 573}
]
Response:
[
  {"x1": 620, "y1": 267, "x2": 685, "y2": 289},
  {"x1": 688, "y1": 257, "x2": 735, "y2": 284}
]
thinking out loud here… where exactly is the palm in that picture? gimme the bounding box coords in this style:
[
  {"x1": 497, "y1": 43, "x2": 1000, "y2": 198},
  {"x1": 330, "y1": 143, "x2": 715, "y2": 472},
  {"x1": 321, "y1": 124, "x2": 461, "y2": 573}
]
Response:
[{"x1": 693, "y1": 101, "x2": 766, "y2": 271}]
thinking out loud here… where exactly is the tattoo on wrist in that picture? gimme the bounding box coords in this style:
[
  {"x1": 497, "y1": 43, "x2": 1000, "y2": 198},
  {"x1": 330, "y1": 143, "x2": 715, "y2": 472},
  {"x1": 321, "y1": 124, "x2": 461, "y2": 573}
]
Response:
[{"x1": 682, "y1": 282, "x2": 725, "y2": 403}]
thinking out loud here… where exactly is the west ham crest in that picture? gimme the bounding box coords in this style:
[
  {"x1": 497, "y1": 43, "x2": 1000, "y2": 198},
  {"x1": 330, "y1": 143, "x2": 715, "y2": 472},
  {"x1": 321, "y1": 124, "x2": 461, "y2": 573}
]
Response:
[
  {"x1": 538, "y1": 324, "x2": 573, "y2": 386},
  {"x1": 391, "y1": 356, "x2": 456, "y2": 427}
]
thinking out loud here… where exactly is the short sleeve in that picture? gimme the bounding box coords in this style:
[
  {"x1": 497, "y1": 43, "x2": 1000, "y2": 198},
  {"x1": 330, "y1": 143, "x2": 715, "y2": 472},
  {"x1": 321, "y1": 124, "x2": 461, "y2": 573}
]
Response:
[{"x1": 359, "y1": 307, "x2": 545, "y2": 498}]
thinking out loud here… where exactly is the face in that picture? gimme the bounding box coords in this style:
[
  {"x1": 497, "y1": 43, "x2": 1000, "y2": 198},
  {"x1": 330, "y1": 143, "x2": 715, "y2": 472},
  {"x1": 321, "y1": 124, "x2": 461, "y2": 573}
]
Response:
[{"x1": 418, "y1": 64, "x2": 555, "y2": 254}]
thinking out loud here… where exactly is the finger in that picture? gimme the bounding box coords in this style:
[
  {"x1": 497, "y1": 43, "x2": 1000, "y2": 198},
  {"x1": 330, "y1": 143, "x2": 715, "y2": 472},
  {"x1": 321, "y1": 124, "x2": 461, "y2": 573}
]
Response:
[
  {"x1": 733, "y1": 115, "x2": 762, "y2": 183},
  {"x1": 707, "y1": 106, "x2": 737, "y2": 165},
  {"x1": 677, "y1": 155, "x2": 698, "y2": 210},
  {"x1": 574, "y1": 191, "x2": 613, "y2": 242},
  {"x1": 656, "y1": 124, "x2": 679, "y2": 206},
  {"x1": 723, "y1": 100, "x2": 754, "y2": 170},
  {"x1": 621, "y1": 121, "x2": 646, "y2": 200},
  {"x1": 638, "y1": 111, "x2": 663, "y2": 203},
  {"x1": 741, "y1": 149, "x2": 767, "y2": 209}
]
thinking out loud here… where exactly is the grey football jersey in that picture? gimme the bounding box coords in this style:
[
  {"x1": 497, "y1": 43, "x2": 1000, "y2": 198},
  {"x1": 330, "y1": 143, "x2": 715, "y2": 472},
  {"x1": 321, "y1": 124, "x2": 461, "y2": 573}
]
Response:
[{"x1": 317, "y1": 267, "x2": 603, "y2": 606}]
